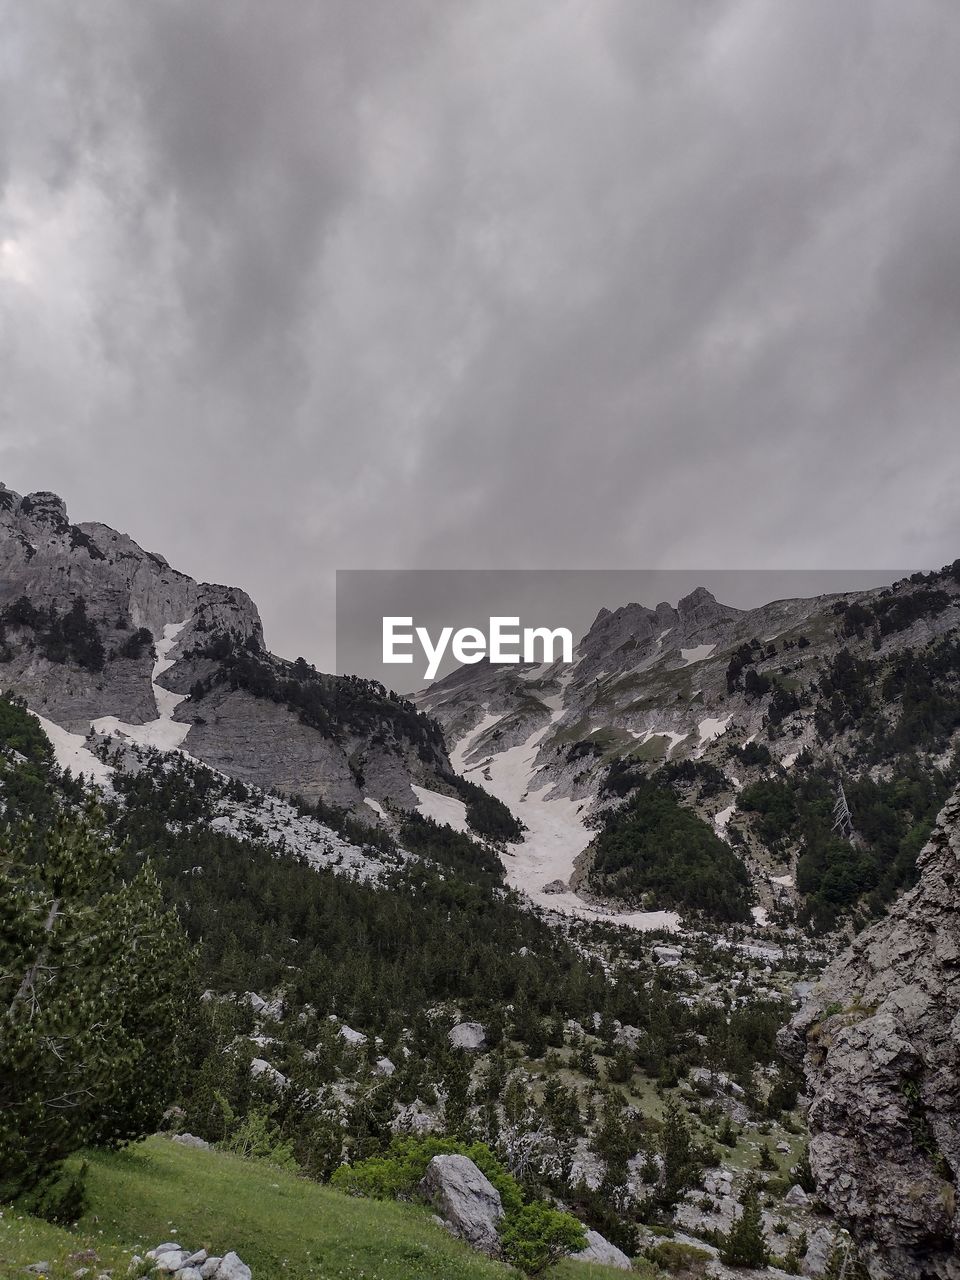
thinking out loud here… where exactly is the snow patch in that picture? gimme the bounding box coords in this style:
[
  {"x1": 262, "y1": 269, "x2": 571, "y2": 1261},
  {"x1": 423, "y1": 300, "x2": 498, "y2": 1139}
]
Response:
[
  {"x1": 411, "y1": 784, "x2": 470, "y2": 834},
  {"x1": 92, "y1": 619, "x2": 192, "y2": 751},
  {"x1": 680, "y1": 643, "x2": 716, "y2": 666},
  {"x1": 364, "y1": 797, "x2": 386, "y2": 819},
  {"x1": 629, "y1": 727, "x2": 688, "y2": 756},
  {"x1": 452, "y1": 693, "x2": 680, "y2": 933},
  {"x1": 714, "y1": 802, "x2": 736, "y2": 834},
  {"x1": 26, "y1": 710, "x2": 113, "y2": 788},
  {"x1": 697, "y1": 715, "x2": 732, "y2": 746}
]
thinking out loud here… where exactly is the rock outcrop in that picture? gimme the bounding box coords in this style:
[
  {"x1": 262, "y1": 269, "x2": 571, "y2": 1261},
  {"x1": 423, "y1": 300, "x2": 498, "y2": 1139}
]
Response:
[
  {"x1": 0, "y1": 484, "x2": 454, "y2": 817},
  {"x1": 419, "y1": 1154, "x2": 503, "y2": 1256},
  {"x1": 783, "y1": 790, "x2": 960, "y2": 1280}
]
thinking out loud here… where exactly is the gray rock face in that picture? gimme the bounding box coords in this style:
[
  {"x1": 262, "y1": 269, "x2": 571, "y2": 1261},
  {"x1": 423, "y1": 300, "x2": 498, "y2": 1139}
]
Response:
[
  {"x1": 419, "y1": 1154, "x2": 503, "y2": 1255},
  {"x1": 0, "y1": 484, "x2": 454, "y2": 817},
  {"x1": 0, "y1": 486, "x2": 262, "y2": 730},
  {"x1": 572, "y1": 1228, "x2": 632, "y2": 1270},
  {"x1": 784, "y1": 791, "x2": 960, "y2": 1280}
]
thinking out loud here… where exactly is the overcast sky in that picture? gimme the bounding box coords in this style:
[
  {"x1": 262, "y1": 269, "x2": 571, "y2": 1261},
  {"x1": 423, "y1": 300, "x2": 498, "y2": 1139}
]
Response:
[{"x1": 1, "y1": 2, "x2": 959, "y2": 671}]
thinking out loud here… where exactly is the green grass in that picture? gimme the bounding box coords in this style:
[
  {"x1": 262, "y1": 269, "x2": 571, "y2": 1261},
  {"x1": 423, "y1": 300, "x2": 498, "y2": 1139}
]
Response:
[{"x1": 0, "y1": 1139, "x2": 646, "y2": 1280}]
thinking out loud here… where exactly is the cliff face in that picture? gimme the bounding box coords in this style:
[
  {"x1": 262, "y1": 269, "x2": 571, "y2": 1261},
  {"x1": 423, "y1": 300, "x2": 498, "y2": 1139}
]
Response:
[
  {"x1": 784, "y1": 791, "x2": 960, "y2": 1280},
  {"x1": 0, "y1": 484, "x2": 451, "y2": 815},
  {"x1": 0, "y1": 484, "x2": 262, "y2": 728}
]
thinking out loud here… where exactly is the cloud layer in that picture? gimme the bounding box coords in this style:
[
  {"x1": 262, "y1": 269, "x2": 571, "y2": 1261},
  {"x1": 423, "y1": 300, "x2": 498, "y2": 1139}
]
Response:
[{"x1": 2, "y1": 1, "x2": 959, "y2": 666}]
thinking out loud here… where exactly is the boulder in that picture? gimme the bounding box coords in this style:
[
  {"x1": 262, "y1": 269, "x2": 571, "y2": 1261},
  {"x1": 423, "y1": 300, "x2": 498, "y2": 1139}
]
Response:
[
  {"x1": 448, "y1": 1021, "x2": 486, "y2": 1051},
  {"x1": 419, "y1": 1154, "x2": 503, "y2": 1255},
  {"x1": 784, "y1": 1183, "x2": 809, "y2": 1207},
  {"x1": 174, "y1": 1270, "x2": 202, "y2": 1280},
  {"x1": 172, "y1": 1133, "x2": 211, "y2": 1150},
  {"x1": 374, "y1": 1056, "x2": 396, "y2": 1076},
  {"x1": 338, "y1": 1024, "x2": 367, "y2": 1046},
  {"x1": 541, "y1": 879, "x2": 567, "y2": 894},
  {"x1": 572, "y1": 1229, "x2": 632, "y2": 1270},
  {"x1": 249, "y1": 1058, "x2": 287, "y2": 1088},
  {"x1": 199, "y1": 1260, "x2": 223, "y2": 1279},
  {"x1": 153, "y1": 1252, "x2": 188, "y2": 1274},
  {"x1": 213, "y1": 1254, "x2": 252, "y2": 1280},
  {"x1": 614, "y1": 1023, "x2": 644, "y2": 1048}
]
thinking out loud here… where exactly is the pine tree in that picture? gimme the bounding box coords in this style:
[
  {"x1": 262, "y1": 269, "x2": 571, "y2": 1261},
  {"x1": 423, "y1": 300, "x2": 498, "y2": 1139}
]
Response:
[
  {"x1": 0, "y1": 811, "x2": 192, "y2": 1199},
  {"x1": 660, "y1": 1100, "x2": 695, "y2": 1206},
  {"x1": 720, "y1": 1177, "x2": 769, "y2": 1268}
]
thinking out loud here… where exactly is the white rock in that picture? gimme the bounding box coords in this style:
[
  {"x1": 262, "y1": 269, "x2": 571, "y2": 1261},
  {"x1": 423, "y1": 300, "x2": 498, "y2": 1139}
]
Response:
[
  {"x1": 250, "y1": 1057, "x2": 288, "y2": 1088},
  {"x1": 374, "y1": 1056, "x2": 396, "y2": 1076},
  {"x1": 214, "y1": 1252, "x2": 252, "y2": 1280},
  {"x1": 448, "y1": 1021, "x2": 486, "y2": 1051},
  {"x1": 784, "y1": 1183, "x2": 810, "y2": 1206},
  {"x1": 199, "y1": 1259, "x2": 222, "y2": 1279},
  {"x1": 338, "y1": 1024, "x2": 367, "y2": 1046},
  {"x1": 172, "y1": 1133, "x2": 211, "y2": 1150},
  {"x1": 573, "y1": 1229, "x2": 632, "y2": 1270},
  {"x1": 154, "y1": 1252, "x2": 188, "y2": 1274},
  {"x1": 419, "y1": 1154, "x2": 503, "y2": 1255}
]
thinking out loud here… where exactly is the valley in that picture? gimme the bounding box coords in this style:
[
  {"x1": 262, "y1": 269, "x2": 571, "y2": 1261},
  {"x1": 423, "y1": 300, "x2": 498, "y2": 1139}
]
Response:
[{"x1": 2, "y1": 483, "x2": 959, "y2": 1280}]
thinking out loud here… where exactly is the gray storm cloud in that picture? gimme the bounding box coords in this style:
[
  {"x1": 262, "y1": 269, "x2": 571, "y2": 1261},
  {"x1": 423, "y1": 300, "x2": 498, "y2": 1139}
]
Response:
[{"x1": 1, "y1": 0, "x2": 959, "y2": 669}]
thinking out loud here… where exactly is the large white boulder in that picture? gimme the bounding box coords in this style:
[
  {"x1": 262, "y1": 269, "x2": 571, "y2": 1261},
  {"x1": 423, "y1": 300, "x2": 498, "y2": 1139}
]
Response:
[
  {"x1": 419, "y1": 1154, "x2": 503, "y2": 1255},
  {"x1": 448, "y1": 1021, "x2": 486, "y2": 1051}
]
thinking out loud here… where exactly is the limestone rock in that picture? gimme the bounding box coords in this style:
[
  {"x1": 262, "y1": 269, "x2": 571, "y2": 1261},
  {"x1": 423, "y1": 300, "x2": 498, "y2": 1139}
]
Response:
[
  {"x1": 572, "y1": 1229, "x2": 632, "y2": 1270},
  {"x1": 249, "y1": 1058, "x2": 287, "y2": 1088},
  {"x1": 172, "y1": 1133, "x2": 211, "y2": 1150},
  {"x1": 213, "y1": 1254, "x2": 252, "y2": 1280},
  {"x1": 419, "y1": 1154, "x2": 503, "y2": 1255},
  {"x1": 783, "y1": 790, "x2": 960, "y2": 1279},
  {"x1": 448, "y1": 1021, "x2": 486, "y2": 1051}
]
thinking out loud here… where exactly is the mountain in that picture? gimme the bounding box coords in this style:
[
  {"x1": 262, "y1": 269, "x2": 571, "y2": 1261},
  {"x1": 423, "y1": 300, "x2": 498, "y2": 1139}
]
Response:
[
  {"x1": 6, "y1": 482, "x2": 960, "y2": 1278},
  {"x1": 0, "y1": 483, "x2": 459, "y2": 818},
  {"x1": 417, "y1": 571, "x2": 960, "y2": 931}
]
